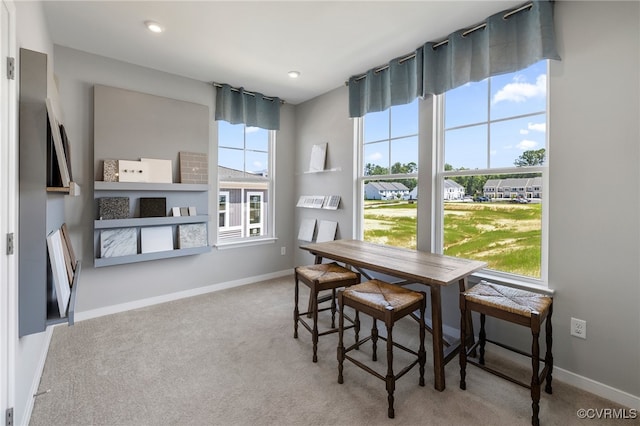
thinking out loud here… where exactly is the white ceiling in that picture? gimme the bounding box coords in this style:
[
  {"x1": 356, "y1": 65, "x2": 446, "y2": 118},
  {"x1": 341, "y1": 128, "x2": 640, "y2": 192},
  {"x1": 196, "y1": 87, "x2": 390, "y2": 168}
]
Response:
[{"x1": 42, "y1": 1, "x2": 523, "y2": 105}]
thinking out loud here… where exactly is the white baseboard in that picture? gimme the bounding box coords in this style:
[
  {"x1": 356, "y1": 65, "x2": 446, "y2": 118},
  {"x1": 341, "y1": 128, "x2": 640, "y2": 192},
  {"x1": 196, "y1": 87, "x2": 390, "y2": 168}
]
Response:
[
  {"x1": 74, "y1": 269, "x2": 293, "y2": 322},
  {"x1": 486, "y1": 343, "x2": 640, "y2": 410}
]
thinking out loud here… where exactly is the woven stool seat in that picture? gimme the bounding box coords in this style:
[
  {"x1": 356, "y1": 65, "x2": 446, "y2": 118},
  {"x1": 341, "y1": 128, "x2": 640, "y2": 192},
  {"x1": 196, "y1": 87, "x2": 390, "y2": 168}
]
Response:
[
  {"x1": 343, "y1": 279, "x2": 424, "y2": 312},
  {"x1": 338, "y1": 280, "x2": 426, "y2": 419},
  {"x1": 294, "y1": 263, "x2": 360, "y2": 362},
  {"x1": 296, "y1": 263, "x2": 360, "y2": 287},
  {"x1": 464, "y1": 281, "x2": 552, "y2": 318},
  {"x1": 460, "y1": 281, "x2": 553, "y2": 426}
]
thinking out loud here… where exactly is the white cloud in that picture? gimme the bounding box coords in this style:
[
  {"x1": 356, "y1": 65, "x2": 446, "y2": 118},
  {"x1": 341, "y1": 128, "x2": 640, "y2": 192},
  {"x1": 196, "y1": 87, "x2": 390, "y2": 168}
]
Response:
[
  {"x1": 368, "y1": 152, "x2": 383, "y2": 161},
  {"x1": 492, "y1": 74, "x2": 546, "y2": 104},
  {"x1": 246, "y1": 126, "x2": 261, "y2": 133},
  {"x1": 520, "y1": 122, "x2": 545, "y2": 135},
  {"x1": 516, "y1": 140, "x2": 538, "y2": 150},
  {"x1": 252, "y1": 160, "x2": 263, "y2": 168},
  {"x1": 527, "y1": 122, "x2": 546, "y2": 132}
]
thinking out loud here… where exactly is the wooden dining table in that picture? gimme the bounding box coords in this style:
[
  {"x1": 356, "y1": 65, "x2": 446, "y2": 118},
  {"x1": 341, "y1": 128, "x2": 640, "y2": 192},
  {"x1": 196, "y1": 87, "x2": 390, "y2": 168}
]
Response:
[{"x1": 299, "y1": 239, "x2": 487, "y2": 391}]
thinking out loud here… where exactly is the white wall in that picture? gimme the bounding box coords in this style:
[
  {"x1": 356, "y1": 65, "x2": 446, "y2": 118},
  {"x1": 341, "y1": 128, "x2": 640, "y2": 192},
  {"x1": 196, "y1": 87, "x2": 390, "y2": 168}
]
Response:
[{"x1": 294, "y1": 1, "x2": 640, "y2": 405}]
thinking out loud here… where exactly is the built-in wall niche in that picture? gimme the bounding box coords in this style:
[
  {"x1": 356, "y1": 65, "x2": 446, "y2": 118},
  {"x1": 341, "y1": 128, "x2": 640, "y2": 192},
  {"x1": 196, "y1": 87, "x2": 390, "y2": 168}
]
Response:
[
  {"x1": 18, "y1": 48, "x2": 81, "y2": 337},
  {"x1": 92, "y1": 85, "x2": 211, "y2": 266}
]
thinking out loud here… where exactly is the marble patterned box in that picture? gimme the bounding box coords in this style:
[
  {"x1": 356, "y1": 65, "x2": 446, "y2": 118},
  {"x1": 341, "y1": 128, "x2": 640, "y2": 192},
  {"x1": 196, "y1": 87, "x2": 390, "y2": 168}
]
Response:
[
  {"x1": 100, "y1": 228, "x2": 137, "y2": 258},
  {"x1": 98, "y1": 197, "x2": 129, "y2": 220},
  {"x1": 178, "y1": 223, "x2": 207, "y2": 249}
]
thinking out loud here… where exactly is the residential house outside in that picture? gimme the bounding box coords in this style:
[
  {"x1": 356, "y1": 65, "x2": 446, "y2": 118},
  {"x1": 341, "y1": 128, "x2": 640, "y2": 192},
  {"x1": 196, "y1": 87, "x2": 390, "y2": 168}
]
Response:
[
  {"x1": 364, "y1": 182, "x2": 410, "y2": 200},
  {"x1": 218, "y1": 166, "x2": 269, "y2": 240},
  {"x1": 443, "y1": 179, "x2": 465, "y2": 200},
  {"x1": 483, "y1": 177, "x2": 543, "y2": 200}
]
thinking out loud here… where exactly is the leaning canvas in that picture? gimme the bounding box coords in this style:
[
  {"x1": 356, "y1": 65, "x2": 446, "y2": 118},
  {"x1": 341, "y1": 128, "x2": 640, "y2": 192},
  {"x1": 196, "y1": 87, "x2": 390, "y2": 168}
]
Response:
[{"x1": 46, "y1": 229, "x2": 71, "y2": 317}]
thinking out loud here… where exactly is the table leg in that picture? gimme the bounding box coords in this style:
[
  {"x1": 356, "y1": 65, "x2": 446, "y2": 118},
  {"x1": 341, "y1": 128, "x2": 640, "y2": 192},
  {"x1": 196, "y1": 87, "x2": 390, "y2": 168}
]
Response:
[{"x1": 430, "y1": 285, "x2": 445, "y2": 391}]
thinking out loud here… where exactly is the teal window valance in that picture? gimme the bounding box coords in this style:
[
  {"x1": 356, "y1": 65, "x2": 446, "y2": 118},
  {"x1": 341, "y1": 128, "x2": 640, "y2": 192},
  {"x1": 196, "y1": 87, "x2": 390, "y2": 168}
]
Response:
[
  {"x1": 348, "y1": 0, "x2": 561, "y2": 118},
  {"x1": 215, "y1": 83, "x2": 281, "y2": 130},
  {"x1": 348, "y1": 49, "x2": 423, "y2": 119}
]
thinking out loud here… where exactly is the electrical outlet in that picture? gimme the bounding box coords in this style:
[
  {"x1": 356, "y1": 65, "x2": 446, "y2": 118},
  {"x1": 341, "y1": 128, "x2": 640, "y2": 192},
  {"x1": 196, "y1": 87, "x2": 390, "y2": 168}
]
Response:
[
  {"x1": 571, "y1": 317, "x2": 587, "y2": 339},
  {"x1": 280, "y1": 246, "x2": 286, "y2": 256}
]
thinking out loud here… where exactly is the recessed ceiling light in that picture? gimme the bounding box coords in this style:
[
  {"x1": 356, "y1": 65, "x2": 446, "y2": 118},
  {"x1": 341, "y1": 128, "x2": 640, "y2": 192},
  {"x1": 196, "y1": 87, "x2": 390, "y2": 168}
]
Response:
[
  {"x1": 288, "y1": 71, "x2": 300, "y2": 79},
  {"x1": 145, "y1": 21, "x2": 164, "y2": 33}
]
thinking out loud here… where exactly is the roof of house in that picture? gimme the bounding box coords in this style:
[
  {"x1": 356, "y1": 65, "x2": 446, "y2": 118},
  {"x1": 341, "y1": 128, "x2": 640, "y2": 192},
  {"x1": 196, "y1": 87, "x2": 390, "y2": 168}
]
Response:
[
  {"x1": 444, "y1": 179, "x2": 464, "y2": 189},
  {"x1": 484, "y1": 177, "x2": 543, "y2": 188},
  {"x1": 365, "y1": 182, "x2": 410, "y2": 191}
]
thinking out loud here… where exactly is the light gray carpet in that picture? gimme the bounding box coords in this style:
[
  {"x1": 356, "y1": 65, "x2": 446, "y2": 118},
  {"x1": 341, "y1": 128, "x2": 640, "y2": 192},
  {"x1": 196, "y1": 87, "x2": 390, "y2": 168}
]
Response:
[{"x1": 30, "y1": 276, "x2": 627, "y2": 425}]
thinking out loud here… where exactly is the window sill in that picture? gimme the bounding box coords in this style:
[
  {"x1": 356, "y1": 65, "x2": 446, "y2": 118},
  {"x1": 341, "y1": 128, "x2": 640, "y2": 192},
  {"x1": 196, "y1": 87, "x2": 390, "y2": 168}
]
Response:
[
  {"x1": 214, "y1": 237, "x2": 277, "y2": 250},
  {"x1": 470, "y1": 270, "x2": 555, "y2": 296}
]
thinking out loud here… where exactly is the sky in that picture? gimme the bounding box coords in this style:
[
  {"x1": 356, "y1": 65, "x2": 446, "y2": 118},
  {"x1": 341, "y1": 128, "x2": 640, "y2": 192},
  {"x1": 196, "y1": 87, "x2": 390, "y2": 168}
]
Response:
[
  {"x1": 363, "y1": 60, "x2": 547, "y2": 173},
  {"x1": 217, "y1": 60, "x2": 547, "y2": 176},
  {"x1": 218, "y1": 121, "x2": 269, "y2": 175}
]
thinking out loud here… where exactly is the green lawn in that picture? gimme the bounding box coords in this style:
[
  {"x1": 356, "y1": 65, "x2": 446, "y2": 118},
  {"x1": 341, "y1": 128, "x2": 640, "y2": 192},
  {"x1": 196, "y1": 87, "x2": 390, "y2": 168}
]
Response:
[{"x1": 364, "y1": 201, "x2": 542, "y2": 278}]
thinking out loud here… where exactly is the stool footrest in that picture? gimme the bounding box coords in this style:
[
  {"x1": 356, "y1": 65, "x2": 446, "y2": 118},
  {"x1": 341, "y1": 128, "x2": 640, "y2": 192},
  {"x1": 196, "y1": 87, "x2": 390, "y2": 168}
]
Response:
[{"x1": 297, "y1": 317, "x2": 356, "y2": 336}]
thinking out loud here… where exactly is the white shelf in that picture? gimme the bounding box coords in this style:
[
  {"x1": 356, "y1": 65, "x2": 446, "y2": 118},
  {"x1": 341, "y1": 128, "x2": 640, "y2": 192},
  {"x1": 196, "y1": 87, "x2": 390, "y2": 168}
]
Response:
[
  {"x1": 95, "y1": 246, "x2": 211, "y2": 267},
  {"x1": 95, "y1": 215, "x2": 209, "y2": 229},
  {"x1": 302, "y1": 167, "x2": 342, "y2": 174},
  {"x1": 94, "y1": 181, "x2": 208, "y2": 192}
]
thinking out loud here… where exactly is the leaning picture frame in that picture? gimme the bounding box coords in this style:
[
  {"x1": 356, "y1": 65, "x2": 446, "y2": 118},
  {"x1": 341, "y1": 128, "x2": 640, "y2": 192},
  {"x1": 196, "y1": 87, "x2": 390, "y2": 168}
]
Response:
[{"x1": 46, "y1": 98, "x2": 71, "y2": 187}]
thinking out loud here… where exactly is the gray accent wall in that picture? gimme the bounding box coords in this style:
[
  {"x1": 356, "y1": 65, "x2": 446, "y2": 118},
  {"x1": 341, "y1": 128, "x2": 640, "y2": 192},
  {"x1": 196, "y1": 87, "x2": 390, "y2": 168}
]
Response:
[
  {"x1": 52, "y1": 45, "x2": 296, "y2": 313},
  {"x1": 294, "y1": 86, "x2": 356, "y2": 266}
]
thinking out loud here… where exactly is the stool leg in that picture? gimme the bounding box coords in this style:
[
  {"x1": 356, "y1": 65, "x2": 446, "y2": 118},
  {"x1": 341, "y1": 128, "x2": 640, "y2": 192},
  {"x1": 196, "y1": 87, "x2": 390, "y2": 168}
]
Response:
[
  {"x1": 330, "y1": 288, "x2": 337, "y2": 329},
  {"x1": 545, "y1": 304, "x2": 554, "y2": 395},
  {"x1": 293, "y1": 275, "x2": 299, "y2": 339},
  {"x1": 337, "y1": 292, "x2": 345, "y2": 384},
  {"x1": 312, "y1": 287, "x2": 319, "y2": 363},
  {"x1": 459, "y1": 293, "x2": 467, "y2": 391},
  {"x1": 385, "y1": 322, "x2": 395, "y2": 419},
  {"x1": 479, "y1": 313, "x2": 486, "y2": 365},
  {"x1": 531, "y1": 315, "x2": 541, "y2": 426},
  {"x1": 372, "y1": 318, "x2": 378, "y2": 362},
  {"x1": 355, "y1": 310, "x2": 360, "y2": 349}
]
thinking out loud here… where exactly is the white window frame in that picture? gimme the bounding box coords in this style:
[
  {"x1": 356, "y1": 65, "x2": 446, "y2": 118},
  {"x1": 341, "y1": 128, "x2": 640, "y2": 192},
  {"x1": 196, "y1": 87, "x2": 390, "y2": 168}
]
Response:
[
  {"x1": 246, "y1": 191, "x2": 264, "y2": 237},
  {"x1": 216, "y1": 123, "x2": 276, "y2": 247},
  {"x1": 354, "y1": 63, "x2": 550, "y2": 288},
  {"x1": 356, "y1": 103, "x2": 419, "y2": 240},
  {"x1": 434, "y1": 62, "x2": 550, "y2": 287}
]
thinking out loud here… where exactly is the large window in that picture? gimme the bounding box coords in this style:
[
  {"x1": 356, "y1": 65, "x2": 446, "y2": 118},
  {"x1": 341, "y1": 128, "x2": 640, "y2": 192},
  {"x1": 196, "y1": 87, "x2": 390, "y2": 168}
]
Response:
[
  {"x1": 356, "y1": 61, "x2": 548, "y2": 284},
  {"x1": 359, "y1": 99, "x2": 418, "y2": 249},
  {"x1": 438, "y1": 60, "x2": 548, "y2": 281},
  {"x1": 217, "y1": 121, "x2": 274, "y2": 243}
]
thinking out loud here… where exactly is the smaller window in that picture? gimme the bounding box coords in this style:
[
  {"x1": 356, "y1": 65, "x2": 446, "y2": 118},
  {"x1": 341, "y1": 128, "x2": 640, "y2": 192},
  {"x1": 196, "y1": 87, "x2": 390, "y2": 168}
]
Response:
[{"x1": 217, "y1": 121, "x2": 273, "y2": 243}]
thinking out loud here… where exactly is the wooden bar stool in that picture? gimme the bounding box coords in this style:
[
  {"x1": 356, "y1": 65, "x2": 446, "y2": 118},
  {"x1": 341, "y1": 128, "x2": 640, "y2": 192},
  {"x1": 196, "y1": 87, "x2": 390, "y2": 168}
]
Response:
[
  {"x1": 337, "y1": 279, "x2": 426, "y2": 419},
  {"x1": 294, "y1": 263, "x2": 361, "y2": 362},
  {"x1": 459, "y1": 281, "x2": 553, "y2": 426}
]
